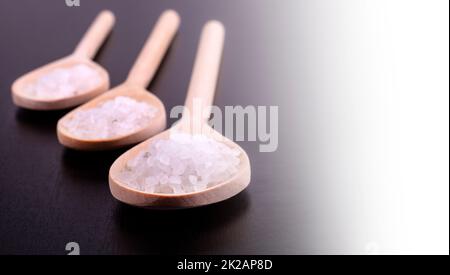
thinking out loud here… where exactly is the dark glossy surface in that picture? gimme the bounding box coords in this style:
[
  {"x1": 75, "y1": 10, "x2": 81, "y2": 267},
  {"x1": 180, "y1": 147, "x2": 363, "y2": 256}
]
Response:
[{"x1": 0, "y1": 0, "x2": 355, "y2": 254}]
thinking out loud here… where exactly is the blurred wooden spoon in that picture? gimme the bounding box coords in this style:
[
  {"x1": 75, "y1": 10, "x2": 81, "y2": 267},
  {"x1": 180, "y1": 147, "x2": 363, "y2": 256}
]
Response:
[
  {"x1": 57, "y1": 10, "x2": 180, "y2": 150},
  {"x1": 12, "y1": 10, "x2": 115, "y2": 110}
]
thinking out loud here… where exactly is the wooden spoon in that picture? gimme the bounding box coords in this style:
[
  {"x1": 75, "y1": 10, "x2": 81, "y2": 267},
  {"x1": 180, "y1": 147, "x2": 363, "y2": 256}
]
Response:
[
  {"x1": 11, "y1": 10, "x2": 115, "y2": 110},
  {"x1": 57, "y1": 10, "x2": 180, "y2": 150},
  {"x1": 109, "y1": 21, "x2": 251, "y2": 208}
]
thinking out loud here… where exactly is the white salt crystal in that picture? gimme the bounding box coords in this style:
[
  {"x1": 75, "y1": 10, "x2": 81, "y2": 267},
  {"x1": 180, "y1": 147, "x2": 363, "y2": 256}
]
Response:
[
  {"x1": 118, "y1": 131, "x2": 241, "y2": 194},
  {"x1": 160, "y1": 175, "x2": 169, "y2": 185},
  {"x1": 24, "y1": 64, "x2": 101, "y2": 100},
  {"x1": 188, "y1": 175, "x2": 198, "y2": 185},
  {"x1": 62, "y1": 96, "x2": 158, "y2": 139}
]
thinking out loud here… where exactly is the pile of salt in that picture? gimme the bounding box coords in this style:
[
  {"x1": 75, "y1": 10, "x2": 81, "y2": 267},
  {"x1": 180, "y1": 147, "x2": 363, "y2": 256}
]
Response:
[
  {"x1": 119, "y1": 131, "x2": 241, "y2": 194},
  {"x1": 61, "y1": 96, "x2": 158, "y2": 139},
  {"x1": 24, "y1": 64, "x2": 101, "y2": 99}
]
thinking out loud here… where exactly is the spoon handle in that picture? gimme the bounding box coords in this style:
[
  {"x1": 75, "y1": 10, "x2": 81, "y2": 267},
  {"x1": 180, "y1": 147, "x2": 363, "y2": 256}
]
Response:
[
  {"x1": 126, "y1": 10, "x2": 180, "y2": 88},
  {"x1": 73, "y1": 10, "x2": 115, "y2": 59},
  {"x1": 183, "y1": 21, "x2": 225, "y2": 125}
]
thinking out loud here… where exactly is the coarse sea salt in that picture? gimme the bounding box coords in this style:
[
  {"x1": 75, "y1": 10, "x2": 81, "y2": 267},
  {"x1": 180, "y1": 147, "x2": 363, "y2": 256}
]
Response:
[
  {"x1": 62, "y1": 96, "x2": 158, "y2": 139},
  {"x1": 119, "y1": 131, "x2": 241, "y2": 194},
  {"x1": 24, "y1": 64, "x2": 101, "y2": 100}
]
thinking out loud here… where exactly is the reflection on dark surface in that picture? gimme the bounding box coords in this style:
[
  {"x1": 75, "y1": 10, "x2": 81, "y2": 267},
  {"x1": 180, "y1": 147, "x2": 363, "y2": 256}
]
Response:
[
  {"x1": 113, "y1": 191, "x2": 250, "y2": 254},
  {"x1": 61, "y1": 148, "x2": 128, "y2": 183},
  {"x1": 15, "y1": 108, "x2": 68, "y2": 132}
]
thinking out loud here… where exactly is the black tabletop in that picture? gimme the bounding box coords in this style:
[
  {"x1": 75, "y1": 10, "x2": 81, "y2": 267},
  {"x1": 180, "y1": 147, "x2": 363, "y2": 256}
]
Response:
[{"x1": 0, "y1": 0, "x2": 357, "y2": 254}]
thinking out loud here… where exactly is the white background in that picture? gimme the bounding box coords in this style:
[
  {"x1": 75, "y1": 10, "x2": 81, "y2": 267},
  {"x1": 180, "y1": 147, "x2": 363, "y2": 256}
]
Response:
[{"x1": 317, "y1": 0, "x2": 449, "y2": 253}]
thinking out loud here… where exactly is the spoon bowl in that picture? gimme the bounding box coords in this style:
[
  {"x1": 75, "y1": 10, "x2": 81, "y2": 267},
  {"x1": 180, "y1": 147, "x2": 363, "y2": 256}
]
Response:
[
  {"x1": 11, "y1": 10, "x2": 115, "y2": 110},
  {"x1": 12, "y1": 57, "x2": 109, "y2": 110},
  {"x1": 57, "y1": 83, "x2": 166, "y2": 150},
  {"x1": 109, "y1": 125, "x2": 251, "y2": 208}
]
